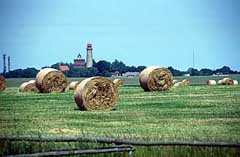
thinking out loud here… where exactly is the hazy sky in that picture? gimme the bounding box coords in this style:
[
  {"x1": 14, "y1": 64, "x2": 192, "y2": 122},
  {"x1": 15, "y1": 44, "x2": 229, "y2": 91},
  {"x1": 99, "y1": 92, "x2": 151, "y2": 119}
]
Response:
[{"x1": 0, "y1": 0, "x2": 240, "y2": 72}]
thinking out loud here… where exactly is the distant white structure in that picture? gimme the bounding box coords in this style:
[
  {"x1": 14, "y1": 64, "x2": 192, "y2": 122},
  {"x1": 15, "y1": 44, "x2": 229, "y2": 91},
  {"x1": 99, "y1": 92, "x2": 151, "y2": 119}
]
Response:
[
  {"x1": 122, "y1": 72, "x2": 139, "y2": 77},
  {"x1": 213, "y1": 73, "x2": 229, "y2": 76},
  {"x1": 111, "y1": 71, "x2": 120, "y2": 77}
]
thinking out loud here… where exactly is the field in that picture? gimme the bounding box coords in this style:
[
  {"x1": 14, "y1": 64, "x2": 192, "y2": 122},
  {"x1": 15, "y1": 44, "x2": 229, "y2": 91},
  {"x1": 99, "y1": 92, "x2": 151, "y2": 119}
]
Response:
[{"x1": 0, "y1": 76, "x2": 240, "y2": 156}]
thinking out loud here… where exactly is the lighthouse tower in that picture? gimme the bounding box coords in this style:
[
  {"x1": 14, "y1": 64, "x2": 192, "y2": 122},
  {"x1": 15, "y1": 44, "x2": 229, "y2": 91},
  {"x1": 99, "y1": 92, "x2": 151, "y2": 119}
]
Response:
[{"x1": 86, "y1": 43, "x2": 93, "y2": 68}]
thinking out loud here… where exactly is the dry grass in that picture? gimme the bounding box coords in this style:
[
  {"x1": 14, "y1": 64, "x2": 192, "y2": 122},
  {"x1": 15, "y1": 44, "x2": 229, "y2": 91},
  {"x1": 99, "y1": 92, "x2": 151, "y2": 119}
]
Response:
[
  {"x1": 233, "y1": 80, "x2": 238, "y2": 85},
  {"x1": 36, "y1": 68, "x2": 67, "y2": 93},
  {"x1": 68, "y1": 81, "x2": 81, "y2": 90},
  {"x1": 19, "y1": 80, "x2": 39, "y2": 92},
  {"x1": 207, "y1": 80, "x2": 217, "y2": 86},
  {"x1": 222, "y1": 78, "x2": 234, "y2": 85},
  {"x1": 139, "y1": 66, "x2": 173, "y2": 91},
  {"x1": 182, "y1": 79, "x2": 190, "y2": 86},
  {"x1": 74, "y1": 77, "x2": 119, "y2": 111},
  {"x1": 0, "y1": 75, "x2": 6, "y2": 91},
  {"x1": 113, "y1": 79, "x2": 124, "y2": 88}
]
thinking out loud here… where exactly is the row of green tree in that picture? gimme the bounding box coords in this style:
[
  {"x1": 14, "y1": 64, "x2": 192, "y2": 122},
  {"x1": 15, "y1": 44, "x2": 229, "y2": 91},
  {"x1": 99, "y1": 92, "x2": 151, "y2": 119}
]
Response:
[
  {"x1": 2, "y1": 59, "x2": 240, "y2": 78},
  {"x1": 186, "y1": 66, "x2": 239, "y2": 76},
  {"x1": 49, "y1": 59, "x2": 146, "y2": 77}
]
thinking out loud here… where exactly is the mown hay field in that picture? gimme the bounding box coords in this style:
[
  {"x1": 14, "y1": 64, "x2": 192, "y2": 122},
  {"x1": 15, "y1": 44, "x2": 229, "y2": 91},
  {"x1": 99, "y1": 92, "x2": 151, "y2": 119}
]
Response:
[
  {"x1": 0, "y1": 75, "x2": 240, "y2": 156},
  {"x1": 5, "y1": 74, "x2": 240, "y2": 87}
]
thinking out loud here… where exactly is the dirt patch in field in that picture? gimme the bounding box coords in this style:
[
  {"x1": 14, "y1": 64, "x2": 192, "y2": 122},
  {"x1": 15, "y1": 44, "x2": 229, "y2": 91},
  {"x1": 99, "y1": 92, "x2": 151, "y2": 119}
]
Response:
[
  {"x1": 49, "y1": 128, "x2": 80, "y2": 135},
  {"x1": 98, "y1": 121, "x2": 132, "y2": 126}
]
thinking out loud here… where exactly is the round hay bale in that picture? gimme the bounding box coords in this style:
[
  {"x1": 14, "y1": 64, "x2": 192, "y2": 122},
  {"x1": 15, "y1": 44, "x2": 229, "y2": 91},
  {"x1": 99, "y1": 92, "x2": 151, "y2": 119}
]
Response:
[
  {"x1": 0, "y1": 75, "x2": 6, "y2": 92},
  {"x1": 222, "y1": 78, "x2": 234, "y2": 85},
  {"x1": 207, "y1": 80, "x2": 217, "y2": 86},
  {"x1": 113, "y1": 79, "x2": 124, "y2": 88},
  {"x1": 173, "y1": 82, "x2": 183, "y2": 87},
  {"x1": 233, "y1": 80, "x2": 238, "y2": 85},
  {"x1": 74, "y1": 77, "x2": 119, "y2": 111},
  {"x1": 69, "y1": 81, "x2": 81, "y2": 90},
  {"x1": 19, "y1": 80, "x2": 39, "y2": 92},
  {"x1": 217, "y1": 80, "x2": 223, "y2": 85},
  {"x1": 36, "y1": 68, "x2": 67, "y2": 93},
  {"x1": 139, "y1": 66, "x2": 173, "y2": 91},
  {"x1": 172, "y1": 79, "x2": 179, "y2": 85},
  {"x1": 182, "y1": 79, "x2": 190, "y2": 86}
]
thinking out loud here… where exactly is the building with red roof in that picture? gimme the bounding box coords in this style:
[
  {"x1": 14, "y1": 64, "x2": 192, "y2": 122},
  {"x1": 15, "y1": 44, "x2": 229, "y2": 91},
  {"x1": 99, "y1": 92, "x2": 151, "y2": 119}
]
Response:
[{"x1": 59, "y1": 65, "x2": 70, "y2": 71}]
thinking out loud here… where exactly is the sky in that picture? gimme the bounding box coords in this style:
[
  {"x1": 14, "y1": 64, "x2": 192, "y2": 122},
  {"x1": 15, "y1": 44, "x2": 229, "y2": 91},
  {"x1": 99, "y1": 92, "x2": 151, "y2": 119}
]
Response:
[{"x1": 0, "y1": 0, "x2": 240, "y2": 72}]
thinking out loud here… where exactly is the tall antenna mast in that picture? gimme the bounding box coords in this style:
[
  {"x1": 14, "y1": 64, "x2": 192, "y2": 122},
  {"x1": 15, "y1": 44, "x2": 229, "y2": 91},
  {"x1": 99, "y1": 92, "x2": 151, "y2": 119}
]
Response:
[
  {"x1": 3, "y1": 54, "x2": 6, "y2": 74},
  {"x1": 8, "y1": 56, "x2": 10, "y2": 72}
]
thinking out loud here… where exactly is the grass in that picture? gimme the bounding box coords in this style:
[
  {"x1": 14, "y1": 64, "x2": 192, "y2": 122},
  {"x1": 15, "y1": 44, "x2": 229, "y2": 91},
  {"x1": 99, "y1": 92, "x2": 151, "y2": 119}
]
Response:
[
  {"x1": 0, "y1": 76, "x2": 240, "y2": 156},
  {"x1": 5, "y1": 74, "x2": 240, "y2": 87}
]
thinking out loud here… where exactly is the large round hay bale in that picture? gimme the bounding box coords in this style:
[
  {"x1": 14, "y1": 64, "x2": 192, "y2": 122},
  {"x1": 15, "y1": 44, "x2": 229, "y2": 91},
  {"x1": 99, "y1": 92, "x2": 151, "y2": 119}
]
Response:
[
  {"x1": 173, "y1": 82, "x2": 183, "y2": 87},
  {"x1": 113, "y1": 79, "x2": 124, "y2": 88},
  {"x1": 222, "y1": 78, "x2": 234, "y2": 85},
  {"x1": 182, "y1": 79, "x2": 190, "y2": 86},
  {"x1": 233, "y1": 80, "x2": 238, "y2": 85},
  {"x1": 74, "y1": 77, "x2": 119, "y2": 111},
  {"x1": 139, "y1": 66, "x2": 173, "y2": 91},
  {"x1": 207, "y1": 80, "x2": 217, "y2": 86},
  {"x1": 68, "y1": 81, "x2": 81, "y2": 90},
  {"x1": 0, "y1": 75, "x2": 6, "y2": 92},
  {"x1": 172, "y1": 79, "x2": 179, "y2": 85},
  {"x1": 217, "y1": 80, "x2": 223, "y2": 85},
  {"x1": 36, "y1": 68, "x2": 67, "y2": 93},
  {"x1": 19, "y1": 80, "x2": 39, "y2": 92}
]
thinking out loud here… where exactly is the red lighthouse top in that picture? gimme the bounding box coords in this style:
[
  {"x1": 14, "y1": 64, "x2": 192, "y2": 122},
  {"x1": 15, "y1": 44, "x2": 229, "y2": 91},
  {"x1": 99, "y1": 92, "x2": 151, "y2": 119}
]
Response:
[{"x1": 87, "y1": 43, "x2": 92, "y2": 50}]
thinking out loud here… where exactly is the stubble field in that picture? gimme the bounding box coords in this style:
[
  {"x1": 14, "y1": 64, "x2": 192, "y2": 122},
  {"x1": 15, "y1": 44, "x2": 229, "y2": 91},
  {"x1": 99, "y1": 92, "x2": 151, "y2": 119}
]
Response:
[{"x1": 0, "y1": 75, "x2": 240, "y2": 156}]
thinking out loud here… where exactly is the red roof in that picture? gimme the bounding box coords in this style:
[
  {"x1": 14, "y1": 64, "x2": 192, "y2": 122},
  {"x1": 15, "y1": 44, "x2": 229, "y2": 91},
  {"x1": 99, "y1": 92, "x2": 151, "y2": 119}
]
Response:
[{"x1": 59, "y1": 65, "x2": 69, "y2": 71}]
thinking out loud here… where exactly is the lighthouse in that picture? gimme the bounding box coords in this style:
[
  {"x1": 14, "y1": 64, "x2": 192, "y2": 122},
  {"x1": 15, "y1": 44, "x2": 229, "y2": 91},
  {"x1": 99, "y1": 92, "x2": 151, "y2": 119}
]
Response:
[{"x1": 86, "y1": 43, "x2": 93, "y2": 68}]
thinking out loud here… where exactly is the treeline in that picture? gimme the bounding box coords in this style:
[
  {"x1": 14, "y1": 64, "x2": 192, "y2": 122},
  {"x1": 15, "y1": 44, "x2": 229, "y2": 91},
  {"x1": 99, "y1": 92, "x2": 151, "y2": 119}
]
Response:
[
  {"x1": 2, "y1": 59, "x2": 240, "y2": 78},
  {"x1": 168, "y1": 66, "x2": 240, "y2": 76},
  {"x1": 186, "y1": 66, "x2": 240, "y2": 76},
  {"x1": 3, "y1": 68, "x2": 39, "y2": 78},
  {"x1": 52, "y1": 59, "x2": 146, "y2": 77}
]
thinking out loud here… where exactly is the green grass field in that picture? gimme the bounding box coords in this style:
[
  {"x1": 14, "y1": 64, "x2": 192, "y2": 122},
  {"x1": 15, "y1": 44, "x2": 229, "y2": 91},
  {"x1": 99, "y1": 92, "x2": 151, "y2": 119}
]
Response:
[
  {"x1": 0, "y1": 76, "x2": 240, "y2": 156},
  {"x1": 5, "y1": 74, "x2": 240, "y2": 87}
]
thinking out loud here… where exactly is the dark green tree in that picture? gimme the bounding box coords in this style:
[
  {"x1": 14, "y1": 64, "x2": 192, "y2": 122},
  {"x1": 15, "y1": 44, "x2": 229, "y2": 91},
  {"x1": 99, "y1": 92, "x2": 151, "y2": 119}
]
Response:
[
  {"x1": 101, "y1": 70, "x2": 112, "y2": 77},
  {"x1": 126, "y1": 66, "x2": 137, "y2": 72},
  {"x1": 50, "y1": 63, "x2": 60, "y2": 69},
  {"x1": 111, "y1": 59, "x2": 127, "y2": 75},
  {"x1": 4, "y1": 68, "x2": 39, "y2": 78},
  {"x1": 96, "y1": 60, "x2": 111, "y2": 73},
  {"x1": 136, "y1": 66, "x2": 146, "y2": 72},
  {"x1": 188, "y1": 68, "x2": 199, "y2": 76},
  {"x1": 199, "y1": 68, "x2": 214, "y2": 76},
  {"x1": 168, "y1": 67, "x2": 184, "y2": 76},
  {"x1": 215, "y1": 66, "x2": 233, "y2": 74}
]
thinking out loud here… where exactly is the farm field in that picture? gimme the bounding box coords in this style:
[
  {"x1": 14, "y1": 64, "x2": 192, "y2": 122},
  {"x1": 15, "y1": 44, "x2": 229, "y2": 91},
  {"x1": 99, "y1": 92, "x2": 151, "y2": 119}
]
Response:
[
  {"x1": 0, "y1": 76, "x2": 240, "y2": 156},
  {"x1": 5, "y1": 74, "x2": 240, "y2": 87}
]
